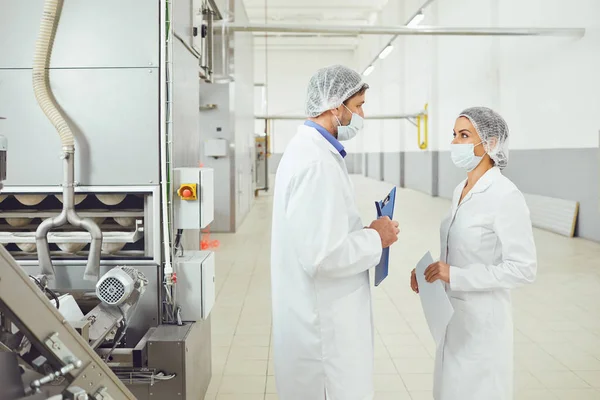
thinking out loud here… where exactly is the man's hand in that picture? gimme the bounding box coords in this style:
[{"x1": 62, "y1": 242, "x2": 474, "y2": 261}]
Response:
[
  {"x1": 424, "y1": 261, "x2": 450, "y2": 283},
  {"x1": 410, "y1": 268, "x2": 419, "y2": 293},
  {"x1": 368, "y1": 216, "x2": 399, "y2": 248}
]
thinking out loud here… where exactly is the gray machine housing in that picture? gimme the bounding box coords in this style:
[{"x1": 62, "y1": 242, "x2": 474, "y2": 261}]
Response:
[{"x1": 0, "y1": 1, "x2": 219, "y2": 399}]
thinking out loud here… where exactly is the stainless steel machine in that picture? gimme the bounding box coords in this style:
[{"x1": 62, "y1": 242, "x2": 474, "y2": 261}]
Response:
[{"x1": 0, "y1": 0, "x2": 222, "y2": 398}]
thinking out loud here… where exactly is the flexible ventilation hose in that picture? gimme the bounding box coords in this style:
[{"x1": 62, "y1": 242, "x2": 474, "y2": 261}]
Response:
[
  {"x1": 32, "y1": 0, "x2": 74, "y2": 148},
  {"x1": 33, "y1": 0, "x2": 103, "y2": 281}
]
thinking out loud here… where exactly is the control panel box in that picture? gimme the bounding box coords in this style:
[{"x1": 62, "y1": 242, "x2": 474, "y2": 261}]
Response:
[
  {"x1": 204, "y1": 138, "x2": 228, "y2": 158},
  {"x1": 174, "y1": 167, "x2": 214, "y2": 230},
  {"x1": 175, "y1": 251, "x2": 216, "y2": 321}
]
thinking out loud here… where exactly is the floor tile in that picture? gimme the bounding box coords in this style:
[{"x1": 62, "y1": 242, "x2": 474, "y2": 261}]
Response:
[
  {"x1": 223, "y1": 359, "x2": 268, "y2": 376},
  {"x1": 533, "y1": 370, "x2": 591, "y2": 389},
  {"x1": 393, "y1": 358, "x2": 434, "y2": 374},
  {"x1": 375, "y1": 357, "x2": 399, "y2": 374},
  {"x1": 576, "y1": 371, "x2": 600, "y2": 388},
  {"x1": 516, "y1": 389, "x2": 560, "y2": 399},
  {"x1": 400, "y1": 374, "x2": 433, "y2": 392},
  {"x1": 409, "y1": 391, "x2": 434, "y2": 400},
  {"x1": 374, "y1": 391, "x2": 412, "y2": 400},
  {"x1": 218, "y1": 376, "x2": 267, "y2": 394},
  {"x1": 374, "y1": 374, "x2": 408, "y2": 392},
  {"x1": 552, "y1": 389, "x2": 600, "y2": 400}
]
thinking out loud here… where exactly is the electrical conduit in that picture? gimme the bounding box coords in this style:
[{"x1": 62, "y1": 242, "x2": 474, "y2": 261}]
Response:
[
  {"x1": 161, "y1": 0, "x2": 173, "y2": 280},
  {"x1": 33, "y1": 0, "x2": 103, "y2": 281}
]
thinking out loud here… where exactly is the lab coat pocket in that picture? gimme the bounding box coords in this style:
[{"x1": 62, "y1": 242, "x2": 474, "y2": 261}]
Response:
[
  {"x1": 332, "y1": 284, "x2": 371, "y2": 358},
  {"x1": 447, "y1": 296, "x2": 493, "y2": 359}
]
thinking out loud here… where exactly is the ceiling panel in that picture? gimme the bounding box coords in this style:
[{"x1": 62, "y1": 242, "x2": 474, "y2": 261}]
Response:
[{"x1": 243, "y1": 0, "x2": 392, "y2": 48}]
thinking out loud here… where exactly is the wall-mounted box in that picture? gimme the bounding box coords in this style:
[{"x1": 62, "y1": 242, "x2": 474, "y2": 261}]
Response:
[
  {"x1": 204, "y1": 138, "x2": 228, "y2": 158},
  {"x1": 174, "y1": 168, "x2": 214, "y2": 229},
  {"x1": 175, "y1": 251, "x2": 215, "y2": 321}
]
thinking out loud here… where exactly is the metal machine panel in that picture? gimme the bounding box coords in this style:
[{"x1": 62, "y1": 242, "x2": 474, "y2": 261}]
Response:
[
  {"x1": 201, "y1": 252, "x2": 216, "y2": 319},
  {"x1": 0, "y1": 0, "x2": 159, "y2": 69},
  {"x1": 172, "y1": 38, "x2": 201, "y2": 170},
  {"x1": 174, "y1": 168, "x2": 215, "y2": 229},
  {"x1": 20, "y1": 264, "x2": 160, "y2": 347},
  {"x1": 175, "y1": 251, "x2": 215, "y2": 321},
  {"x1": 0, "y1": 68, "x2": 159, "y2": 186},
  {"x1": 143, "y1": 322, "x2": 212, "y2": 399}
]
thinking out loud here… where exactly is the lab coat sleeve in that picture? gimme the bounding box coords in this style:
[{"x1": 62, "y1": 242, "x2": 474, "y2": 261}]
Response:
[
  {"x1": 285, "y1": 161, "x2": 383, "y2": 279},
  {"x1": 450, "y1": 189, "x2": 537, "y2": 291}
]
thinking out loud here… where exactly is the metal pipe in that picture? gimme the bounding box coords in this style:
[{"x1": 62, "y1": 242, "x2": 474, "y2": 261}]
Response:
[
  {"x1": 254, "y1": 113, "x2": 426, "y2": 120},
  {"x1": 36, "y1": 149, "x2": 103, "y2": 281},
  {"x1": 225, "y1": 24, "x2": 585, "y2": 37},
  {"x1": 32, "y1": 0, "x2": 103, "y2": 281}
]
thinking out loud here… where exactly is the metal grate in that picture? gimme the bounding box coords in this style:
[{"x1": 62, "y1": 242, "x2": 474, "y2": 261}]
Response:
[{"x1": 97, "y1": 276, "x2": 125, "y2": 305}]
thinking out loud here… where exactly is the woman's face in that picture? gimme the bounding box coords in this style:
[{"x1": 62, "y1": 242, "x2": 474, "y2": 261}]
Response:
[{"x1": 452, "y1": 117, "x2": 486, "y2": 157}]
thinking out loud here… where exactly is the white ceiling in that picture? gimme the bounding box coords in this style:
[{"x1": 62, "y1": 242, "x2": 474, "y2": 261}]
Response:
[{"x1": 244, "y1": 0, "x2": 391, "y2": 50}]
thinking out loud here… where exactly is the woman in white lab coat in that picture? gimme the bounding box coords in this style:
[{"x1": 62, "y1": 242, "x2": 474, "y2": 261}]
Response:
[{"x1": 411, "y1": 107, "x2": 537, "y2": 400}]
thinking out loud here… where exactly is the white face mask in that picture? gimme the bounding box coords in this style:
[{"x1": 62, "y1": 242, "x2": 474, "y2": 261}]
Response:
[
  {"x1": 334, "y1": 104, "x2": 364, "y2": 141},
  {"x1": 451, "y1": 142, "x2": 484, "y2": 172}
]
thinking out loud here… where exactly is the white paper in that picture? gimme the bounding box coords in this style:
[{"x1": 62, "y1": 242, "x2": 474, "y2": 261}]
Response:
[{"x1": 415, "y1": 251, "x2": 454, "y2": 347}]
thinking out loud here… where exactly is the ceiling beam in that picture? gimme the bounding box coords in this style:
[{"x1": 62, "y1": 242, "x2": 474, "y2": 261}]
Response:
[{"x1": 224, "y1": 23, "x2": 586, "y2": 37}]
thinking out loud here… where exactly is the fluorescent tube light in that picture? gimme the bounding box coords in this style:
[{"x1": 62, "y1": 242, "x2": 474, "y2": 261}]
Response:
[
  {"x1": 378, "y1": 45, "x2": 394, "y2": 59},
  {"x1": 407, "y1": 11, "x2": 424, "y2": 28}
]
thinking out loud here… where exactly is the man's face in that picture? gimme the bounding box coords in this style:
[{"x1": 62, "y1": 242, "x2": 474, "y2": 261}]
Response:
[{"x1": 333, "y1": 92, "x2": 366, "y2": 126}]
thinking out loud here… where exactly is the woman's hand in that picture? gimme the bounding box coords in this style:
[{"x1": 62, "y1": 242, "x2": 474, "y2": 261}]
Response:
[
  {"x1": 410, "y1": 268, "x2": 419, "y2": 293},
  {"x1": 424, "y1": 261, "x2": 450, "y2": 283}
]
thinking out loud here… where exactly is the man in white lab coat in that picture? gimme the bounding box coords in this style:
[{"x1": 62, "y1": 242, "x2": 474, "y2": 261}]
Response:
[{"x1": 270, "y1": 65, "x2": 400, "y2": 400}]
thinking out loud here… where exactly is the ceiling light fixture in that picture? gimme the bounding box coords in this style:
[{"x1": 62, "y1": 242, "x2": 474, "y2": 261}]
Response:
[
  {"x1": 378, "y1": 45, "x2": 394, "y2": 59},
  {"x1": 363, "y1": 65, "x2": 375, "y2": 76},
  {"x1": 407, "y1": 11, "x2": 425, "y2": 28}
]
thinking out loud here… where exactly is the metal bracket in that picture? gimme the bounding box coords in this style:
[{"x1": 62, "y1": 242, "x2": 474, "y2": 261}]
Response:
[
  {"x1": 406, "y1": 118, "x2": 418, "y2": 127},
  {"x1": 64, "y1": 386, "x2": 89, "y2": 400},
  {"x1": 45, "y1": 333, "x2": 77, "y2": 365},
  {"x1": 94, "y1": 387, "x2": 115, "y2": 400}
]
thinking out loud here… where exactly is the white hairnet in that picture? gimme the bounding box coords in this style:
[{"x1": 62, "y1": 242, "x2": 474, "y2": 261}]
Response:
[
  {"x1": 306, "y1": 65, "x2": 368, "y2": 117},
  {"x1": 459, "y1": 107, "x2": 509, "y2": 169}
]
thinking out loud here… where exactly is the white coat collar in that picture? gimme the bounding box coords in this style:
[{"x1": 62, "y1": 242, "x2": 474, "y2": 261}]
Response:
[
  {"x1": 454, "y1": 166, "x2": 502, "y2": 208},
  {"x1": 299, "y1": 125, "x2": 344, "y2": 160}
]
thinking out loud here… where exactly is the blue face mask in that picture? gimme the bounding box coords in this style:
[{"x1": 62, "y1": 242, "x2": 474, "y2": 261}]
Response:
[{"x1": 334, "y1": 104, "x2": 364, "y2": 141}]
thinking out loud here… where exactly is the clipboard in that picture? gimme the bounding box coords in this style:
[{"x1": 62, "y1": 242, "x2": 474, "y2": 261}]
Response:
[{"x1": 374, "y1": 186, "x2": 396, "y2": 286}]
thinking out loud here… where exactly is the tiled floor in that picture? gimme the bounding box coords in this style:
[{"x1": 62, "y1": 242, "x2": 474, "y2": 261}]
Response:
[{"x1": 204, "y1": 175, "x2": 600, "y2": 400}]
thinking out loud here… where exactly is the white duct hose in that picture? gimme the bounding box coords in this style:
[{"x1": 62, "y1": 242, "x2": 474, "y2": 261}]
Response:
[
  {"x1": 32, "y1": 0, "x2": 74, "y2": 148},
  {"x1": 32, "y1": 0, "x2": 103, "y2": 281}
]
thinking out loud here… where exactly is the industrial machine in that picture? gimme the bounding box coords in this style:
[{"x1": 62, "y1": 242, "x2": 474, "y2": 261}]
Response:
[{"x1": 0, "y1": 0, "x2": 222, "y2": 398}]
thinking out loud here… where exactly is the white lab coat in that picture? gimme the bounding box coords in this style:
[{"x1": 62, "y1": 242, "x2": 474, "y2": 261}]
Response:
[
  {"x1": 435, "y1": 166, "x2": 537, "y2": 400},
  {"x1": 270, "y1": 124, "x2": 383, "y2": 400}
]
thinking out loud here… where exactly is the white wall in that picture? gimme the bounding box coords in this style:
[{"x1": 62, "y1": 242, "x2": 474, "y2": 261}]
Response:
[
  {"x1": 254, "y1": 49, "x2": 355, "y2": 154},
  {"x1": 357, "y1": 0, "x2": 600, "y2": 154},
  {"x1": 354, "y1": 0, "x2": 600, "y2": 241},
  {"x1": 233, "y1": 27, "x2": 256, "y2": 228}
]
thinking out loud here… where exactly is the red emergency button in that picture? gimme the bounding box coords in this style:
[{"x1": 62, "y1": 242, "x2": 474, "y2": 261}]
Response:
[{"x1": 177, "y1": 184, "x2": 197, "y2": 200}]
